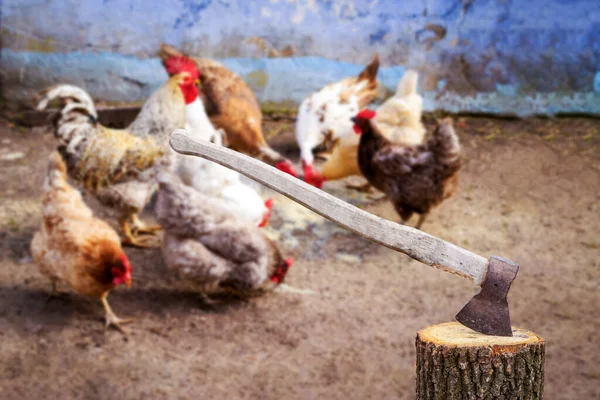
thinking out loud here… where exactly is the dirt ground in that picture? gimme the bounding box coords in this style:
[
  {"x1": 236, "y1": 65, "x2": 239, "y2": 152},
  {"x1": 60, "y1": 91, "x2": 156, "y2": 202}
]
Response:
[{"x1": 0, "y1": 114, "x2": 599, "y2": 399}]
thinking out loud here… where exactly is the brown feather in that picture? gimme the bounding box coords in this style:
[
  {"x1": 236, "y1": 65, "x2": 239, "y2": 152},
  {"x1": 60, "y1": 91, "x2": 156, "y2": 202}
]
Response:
[
  {"x1": 358, "y1": 117, "x2": 461, "y2": 222},
  {"x1": 31, "y1": 152, "x2": 127, "y2": 299},
  {"x1": 159, "y1": 43, "x2": 289, "y2": 167}
]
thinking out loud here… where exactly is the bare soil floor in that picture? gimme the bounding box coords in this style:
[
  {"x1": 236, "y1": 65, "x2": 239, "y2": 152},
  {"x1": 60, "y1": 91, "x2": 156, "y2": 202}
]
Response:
[{"x1": 0, "y1": 114, "x2": 599, "y2": 399}]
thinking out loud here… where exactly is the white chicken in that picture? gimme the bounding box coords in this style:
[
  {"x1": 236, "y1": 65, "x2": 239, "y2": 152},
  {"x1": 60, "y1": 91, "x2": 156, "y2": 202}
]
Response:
[
  {"x1": 174, "y1": 64, "x2": 272, "y2": 227},
  {"x1": 373, "y1": 70, "x2": 426, "y2": 145},
  {"x1": 295, "y1": 54, "x2": 380, "y2": 188}
]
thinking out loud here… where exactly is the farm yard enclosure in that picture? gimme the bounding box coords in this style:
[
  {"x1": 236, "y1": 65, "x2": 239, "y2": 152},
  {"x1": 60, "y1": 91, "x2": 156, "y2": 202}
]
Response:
[
  {"x1": 0, "y1": 114, "x2": 598, "y2": 399},
  {"x1": 2, "y1": 0, "x2": 600, "y2": 397}
]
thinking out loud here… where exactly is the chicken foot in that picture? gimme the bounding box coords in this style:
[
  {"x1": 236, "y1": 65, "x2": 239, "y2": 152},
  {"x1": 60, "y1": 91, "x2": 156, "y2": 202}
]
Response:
[
  {"x1": 345, "y1": 182, "x2": 374, "y2": 193},
  {"x1": 101, "y1": 294, "x2": 132, "y2": 333},
  {"x1": 120, "y1": 217, "x2": 159, "y2": 248},
  {"x1": 130, "y1": 214, "x2": 162, "y2": 235}
]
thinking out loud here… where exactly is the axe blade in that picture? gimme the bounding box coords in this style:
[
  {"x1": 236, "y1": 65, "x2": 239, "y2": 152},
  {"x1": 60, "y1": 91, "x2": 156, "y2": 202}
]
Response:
[{"x1": 455, "y1": 256, "x2": 519, "y2": 337}]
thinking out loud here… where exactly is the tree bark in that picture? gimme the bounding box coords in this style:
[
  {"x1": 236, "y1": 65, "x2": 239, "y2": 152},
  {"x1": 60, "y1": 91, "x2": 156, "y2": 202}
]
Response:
[{"x1": 416, "y1": 322, "x2": 545, "y2": 400}]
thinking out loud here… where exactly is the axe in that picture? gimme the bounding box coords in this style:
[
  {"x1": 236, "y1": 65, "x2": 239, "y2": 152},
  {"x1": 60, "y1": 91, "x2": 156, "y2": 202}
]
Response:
[{"x1": 170, "y1": 129, "x2": 519, "y2": 337}]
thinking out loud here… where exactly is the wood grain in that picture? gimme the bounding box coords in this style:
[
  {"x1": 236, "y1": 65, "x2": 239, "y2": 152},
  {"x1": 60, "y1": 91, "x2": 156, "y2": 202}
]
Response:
[
  {"x1": 416, "y1": 322, "x2": 545, "y2": 399},
  {"x1": 170, "y1": 129, "x2": 490, "y2": 285}
]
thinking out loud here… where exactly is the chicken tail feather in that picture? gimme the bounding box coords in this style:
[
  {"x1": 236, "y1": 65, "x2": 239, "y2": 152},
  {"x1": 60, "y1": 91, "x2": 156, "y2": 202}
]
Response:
[
  {"x1": 395, "y1": 70, "x2": 419, "y2": 98},
  {"x1": 431, "y1": 118, "x2": 461, "y2": 165},
  {"x1": 36, "y1": 84, "x2": 97, "y2": 119},
  {"x1": 357, "y1": 53, "x2": 380, "y2": 83}
]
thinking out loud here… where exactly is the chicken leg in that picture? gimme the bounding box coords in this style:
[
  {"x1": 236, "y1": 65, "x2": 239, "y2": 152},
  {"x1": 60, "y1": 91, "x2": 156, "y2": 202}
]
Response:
[
  {"x1": 101, "y1": 293, "x2": 131, "y2": 333},
  {"x1": 45, "y1": 279, "x2": 69, "y2": 304},
  {"x1": 414, "y1": 213, "x2": 428, "y2": 230}
]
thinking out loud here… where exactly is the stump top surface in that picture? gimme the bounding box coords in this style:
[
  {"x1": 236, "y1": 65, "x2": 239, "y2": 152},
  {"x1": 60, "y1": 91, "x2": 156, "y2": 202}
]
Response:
[{"x1": 418, "y1": 322, "x2": 544, "y2": 347}]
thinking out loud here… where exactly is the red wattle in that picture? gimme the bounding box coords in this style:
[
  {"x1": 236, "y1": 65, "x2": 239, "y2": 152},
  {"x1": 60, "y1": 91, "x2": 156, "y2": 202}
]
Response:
[{"x1": 182, "y1": 84, "x2": 199, "y2": 105}]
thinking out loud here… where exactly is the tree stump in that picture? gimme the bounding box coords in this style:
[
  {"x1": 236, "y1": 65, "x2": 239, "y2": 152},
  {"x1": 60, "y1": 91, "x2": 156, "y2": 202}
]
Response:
[{"x1": 416, "y1": 322, "x2": 545, "y2": 400}]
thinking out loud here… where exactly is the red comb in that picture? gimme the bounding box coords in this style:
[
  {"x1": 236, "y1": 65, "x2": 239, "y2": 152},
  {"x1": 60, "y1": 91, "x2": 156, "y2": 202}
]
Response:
[
  {"x1": 356, "y1": 109, "x2": 376, "y2": 120},
  {"x1": 270, "y1": 257, "x2": 293, "y2": 284},
  {"x1": 164, "y1": 56, "x2": 199, "y2": 80}
]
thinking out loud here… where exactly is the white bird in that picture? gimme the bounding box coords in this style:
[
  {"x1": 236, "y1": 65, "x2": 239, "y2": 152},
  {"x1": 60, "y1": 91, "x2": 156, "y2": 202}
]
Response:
[
  {"x1": 177, "y1": 96, "x2": 273, "y2": 227},
  {"x1": 295, "y1": 54, "x2": 380, "y2": 188}
]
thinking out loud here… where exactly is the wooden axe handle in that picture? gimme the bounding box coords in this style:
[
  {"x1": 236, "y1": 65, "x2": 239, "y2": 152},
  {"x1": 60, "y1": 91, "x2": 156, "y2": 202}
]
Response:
[{"x1": 170, "y1": 129, "x2": 489, "y2": 285}]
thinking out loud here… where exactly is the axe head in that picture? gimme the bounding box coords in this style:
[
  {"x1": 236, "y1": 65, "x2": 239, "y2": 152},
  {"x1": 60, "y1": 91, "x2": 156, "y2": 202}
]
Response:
[{"x1": 455, "y1": 256, "x2": 519, "y2": 337}]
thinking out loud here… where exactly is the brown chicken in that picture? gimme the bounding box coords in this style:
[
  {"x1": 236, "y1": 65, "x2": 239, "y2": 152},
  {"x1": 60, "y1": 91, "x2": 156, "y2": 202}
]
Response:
[
  {"x1": 155, "y1": 173, "x2": 292, "y2": 298},
  {"x1": 36, "y1": 72, "x2": 195, "y2": 246},
  {"x1": 159, "y1": 43, "x2": 298, "y2": 177},
  {"x1": 354, "y1": 110, "x2": 461, "y2": 229},
  {"x1": 31, "y1": 152, "x2": 133, "y2": 331}
]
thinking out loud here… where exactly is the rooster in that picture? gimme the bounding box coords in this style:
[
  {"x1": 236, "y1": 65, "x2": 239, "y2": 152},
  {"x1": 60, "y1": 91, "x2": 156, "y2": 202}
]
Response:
[
  {"x1": 155, "y1": 174, "x2": 293, "y2": 298},
  {"x1": 354, "y1": 110, "x2": 461, "y2": 229},
  {"x1": 320, "y1": 70, "x2": 426, "y2": 185},
  {"x1": 295, "y1": 54, "x2": 380, "y2": 188},
  {"x1": 163, "y1": 56, "x2": 273, "y2": 227},
  {"x1": 31, "y1": 152, "x2": 132, "y2": 332},
  {"x1": 159, "y1": 43, "x2": 298, "y2": 178},
  {"x1": 36, "y1": 71, "x2": 194, "y2": 247}
]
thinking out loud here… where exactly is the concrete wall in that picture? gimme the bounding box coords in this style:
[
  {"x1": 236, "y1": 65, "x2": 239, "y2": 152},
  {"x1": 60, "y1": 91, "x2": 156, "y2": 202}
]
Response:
[{"x1": 2, "y1": 0, "x2": 600, "y2": 115}]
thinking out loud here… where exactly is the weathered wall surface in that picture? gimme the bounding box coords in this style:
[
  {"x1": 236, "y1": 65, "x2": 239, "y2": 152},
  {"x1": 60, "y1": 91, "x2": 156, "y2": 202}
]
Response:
[{"x1": 2, "y1": 0, "x2": 600, "y2": 115}]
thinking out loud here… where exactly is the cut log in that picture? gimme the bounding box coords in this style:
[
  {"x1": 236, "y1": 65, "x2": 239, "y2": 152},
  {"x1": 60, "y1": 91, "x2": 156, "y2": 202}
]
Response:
[{"x1": 416, "y1": 322, "x2": 545, "y2": 400}]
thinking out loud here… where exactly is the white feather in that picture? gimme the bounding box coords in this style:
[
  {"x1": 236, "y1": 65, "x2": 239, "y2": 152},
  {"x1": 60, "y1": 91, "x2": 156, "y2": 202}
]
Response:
[
  {"x1": 295, "y1": 80, "x2": 367, "y2": 165},
  {"x1": 37, "y1": 84, "x2": 97, "y2": 118},
  {"x1": 374, "y1": 70, "x2": 426, "y2": 145},
  {"x1": 177, "y1": 98, "x2": 268, "y2": 225}
]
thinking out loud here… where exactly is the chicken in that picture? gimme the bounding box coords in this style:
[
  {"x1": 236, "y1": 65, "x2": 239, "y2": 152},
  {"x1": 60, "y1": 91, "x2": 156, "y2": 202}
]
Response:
[
  {"x1": 36, "y1": 71, "x2": 193, "y2": 247},
  {"x1": 373, "y1": 70, "x2": 426, "y2": 145},
  {"x1": 31, "y1": 152, "x2": 132, "y2": 331},
  {"x1": 163, "y1": 56, "x2": 273, "y2": 227},
  {"x1": 155, "y1": 174, "x2": 293, "y2": 297},
  {"x1": 354, "y1": 110, "x2": 461, "y2": 229},
  {"x1": 320, "y1": 70, "x2": 426, "y2": 185},
  {"x1": 295, "y1": 54, "x2": 380, "y2": 187},
  {"x1": 178, "y1": 129, "x2": 273, "y2": 227},
  {"x1": 159, "y1": 43, "x2": 298, "y2": 178}
]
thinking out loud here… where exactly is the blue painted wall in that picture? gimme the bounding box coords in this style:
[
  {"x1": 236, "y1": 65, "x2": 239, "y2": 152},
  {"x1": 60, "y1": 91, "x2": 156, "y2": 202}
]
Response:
[{"x1": 2, "y1": 0, "x2": 600, "y2": 115}]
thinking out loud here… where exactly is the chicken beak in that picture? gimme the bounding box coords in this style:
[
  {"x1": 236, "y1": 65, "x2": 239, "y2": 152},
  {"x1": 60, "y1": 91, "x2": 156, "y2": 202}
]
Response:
[
  {"x1": 350, "y1": 117, "x2": 357, "y2": 124},
  {"x1": 195, "y1": 79, "x2": 201, "y2": 85},
  {"x1": 126, "y1": 279, "x2": 132, "y2": 289}
]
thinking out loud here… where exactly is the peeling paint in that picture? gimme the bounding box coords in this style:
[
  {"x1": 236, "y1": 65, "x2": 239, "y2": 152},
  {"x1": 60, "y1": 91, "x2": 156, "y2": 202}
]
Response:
[
  {"x1": 2, "y1": 0, "x2": 600, "y2": 114},
  {"x1": 245, "y1": 70, "x2": 269, "y2": 90}
]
